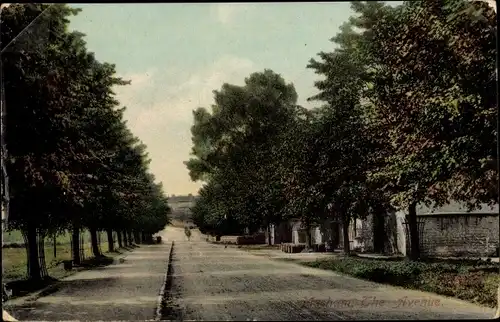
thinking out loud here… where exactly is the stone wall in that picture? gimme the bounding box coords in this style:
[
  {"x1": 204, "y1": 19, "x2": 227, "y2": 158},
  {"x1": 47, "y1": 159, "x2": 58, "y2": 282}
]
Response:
[
  {"x1": 219, "y1": 233, "x2": 266, "y2": 245},
  {"x1": 419, "y1": 213, "x2": 499, "y2": 257}
]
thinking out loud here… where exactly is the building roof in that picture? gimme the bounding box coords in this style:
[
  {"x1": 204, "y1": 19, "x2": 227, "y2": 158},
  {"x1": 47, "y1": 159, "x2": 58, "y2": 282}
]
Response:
[
  {"x1": 417, "y1": 201, "x2": 498, "y2": 215},
  {"x1": 168, "y1": 195, "x2": 198, "y2": 203}
]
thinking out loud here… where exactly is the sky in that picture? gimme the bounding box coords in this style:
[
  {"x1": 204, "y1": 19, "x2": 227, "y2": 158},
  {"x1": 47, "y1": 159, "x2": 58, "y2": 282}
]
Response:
[{"x1": 67, "y1": 2, "x2": 395, "y2": 197}]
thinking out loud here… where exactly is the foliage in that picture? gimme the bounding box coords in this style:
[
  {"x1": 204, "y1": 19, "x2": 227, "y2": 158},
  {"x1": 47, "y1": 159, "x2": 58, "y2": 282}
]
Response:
[
  {"x1": 305, "y1": 1, "x2": 397, "y2": 252},
  {"x1": 1, "y1": 3, "x2": 170, "y2": 281},
  {"x1": 188, "y1": 2, "x2": 497, "y2": 259},
  {"x1": 366, "y1": 0, "x2": 497, "y2": 209},
  {"x1": 188, "y1": 70, "x2": 301, "y2": 235}
]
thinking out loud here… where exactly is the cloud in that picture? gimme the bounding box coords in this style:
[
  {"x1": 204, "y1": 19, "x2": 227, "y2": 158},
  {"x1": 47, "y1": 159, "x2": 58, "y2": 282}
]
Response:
[
  {"x1": 210, "y1": 3, "x2": 252, "y2": 25},
  {"x1": 113, "y1": 56, "x2": 256, "y2": 195},
  {"x1": 121, "y1": 56, "x2": 254, "y2": 130}
]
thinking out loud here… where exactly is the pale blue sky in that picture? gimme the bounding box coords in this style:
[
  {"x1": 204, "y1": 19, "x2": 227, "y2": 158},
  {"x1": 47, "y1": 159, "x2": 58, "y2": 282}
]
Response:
[{"x1": 68, "y1": 2, "x2": 399, "y2": 196}]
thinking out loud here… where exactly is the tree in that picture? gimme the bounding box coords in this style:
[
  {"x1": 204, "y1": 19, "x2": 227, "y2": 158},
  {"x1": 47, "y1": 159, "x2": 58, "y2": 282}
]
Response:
[
  {"x1": 306, "y1": 2, "x2": 396, "y2": 255},
  {"x1": 2, "y1": 3, "x2": 93, "y2": 280},
  {"x1": 186, "y1": 70, "x2": 301, "y2": 236},
  {"x1": 366, "y1": 0, "x2": 497, "y2": 259},
  {"x1": 2, "y1": 3, "x2": 171, "y2": 279}
]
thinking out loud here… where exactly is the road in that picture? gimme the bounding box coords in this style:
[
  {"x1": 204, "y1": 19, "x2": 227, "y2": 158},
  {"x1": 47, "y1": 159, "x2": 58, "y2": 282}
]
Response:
[
  {"x1": 164, "y1": 227, "x2": 495, "y2": 321},
  {"x1": 3, "y1": 226, "x2": 495, "y2": 321}
]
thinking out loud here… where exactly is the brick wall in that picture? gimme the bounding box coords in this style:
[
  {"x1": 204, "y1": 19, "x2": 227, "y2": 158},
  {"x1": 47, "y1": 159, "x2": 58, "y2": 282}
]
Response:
[
  {"x1": 220, "y1": 233, "x2": 266, "y2": 245},
  {"x1": 419, "y1": 213, "x2": 499, "y2": 257}
]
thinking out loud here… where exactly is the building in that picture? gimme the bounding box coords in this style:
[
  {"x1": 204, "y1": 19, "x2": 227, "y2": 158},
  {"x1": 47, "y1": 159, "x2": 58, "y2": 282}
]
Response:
[
  {"x1": 168, "y1": 194, "x2": 198, "y2": 213},
  {"x1": 284, "y1": 218, "x2": 363, "y2": 251},
  {"x1": 399, "y1": 202, "x2": 499, "y2": 257},
  {"x1": 280, "y1": 201, "x2": 499, "y2": 258},
  {"x1": 168, "y1": 195, "x2": 199, "y2": 225}
]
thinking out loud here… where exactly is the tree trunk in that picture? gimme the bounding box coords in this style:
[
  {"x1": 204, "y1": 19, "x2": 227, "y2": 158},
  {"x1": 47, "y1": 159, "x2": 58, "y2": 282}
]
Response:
[
  {"x1": 106, "y1": 229, "x2": 114, "y2": 252},
  {"x1": 373, "y1": 210, "x2": 385, "y2": 253},
  {"x1": 134, "y1": 231, "x2": 141, "y2": 244},
  {"x1": 331, "y1": 221, "x2": 340, "y2": 251},
  {"x1": 53, "y1": 232, "x2": 57, "y2": 258},
  {"x1": 122, "y1": 230, "x2": 128, "y2": 246},
  {"x1": 306, "y1": 227, "x2": 312, "y2": 249},
  {"x1": 89, "y1": 227, "x2": 101, "y2": 257},
  {"x1": 141, "y1": 231, "x2": 146, "y2": 243},
  {"x1": 328, "y1": 221, "x2": 334, "y2": 252},
  {"x1": 72, "y1": 226, "x2": 81, "y2": 265},
  {"x1": 127, "y1": 231, "x2": 133, "y2": 245},
  {"x1": 267, "y1": 224, "x2": 272, "y2": 246},
  {"x1": 407, "y1": 202, "x2": 420, "y2": 260},
  {"x1": 38, "y1": 232, "x2": 48, "y2": 278},
  {"x1": 117, "y1": 231, "x2": 123, "y2": 248},
  {"x1": 26, "y1": 225, "x2": 42, "y2": 281},
  {"x1": 342, "y1": 214, "x2": 351, "y2": 256}
]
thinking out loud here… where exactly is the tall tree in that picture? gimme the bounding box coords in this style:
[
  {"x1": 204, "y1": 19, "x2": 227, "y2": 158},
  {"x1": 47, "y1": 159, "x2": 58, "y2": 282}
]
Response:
[
  {"x1": 306, "y1": 2, "x2": 396, "y2": 254},
  {"x1": 2, "y1": 3, "x2": 91, "y2": 280},
  {"x1": 2, "y1": 4, "x2": 170, "y2": 279},
  {"x1": 186, "y1": 70, "x2": 301, "y2": 235},
  {"x1": 366, "y1": 0, "x2": 497, "y2": 258}
]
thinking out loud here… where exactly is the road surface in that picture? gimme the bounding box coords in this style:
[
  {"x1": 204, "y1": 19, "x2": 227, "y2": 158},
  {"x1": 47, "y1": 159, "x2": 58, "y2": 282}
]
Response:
[
  {"x1": 164, "y1": 227, "x2": 495, "y2": 321},
  {"x1": 4, "y1": 226, "x2": 495, "y2": 320}
]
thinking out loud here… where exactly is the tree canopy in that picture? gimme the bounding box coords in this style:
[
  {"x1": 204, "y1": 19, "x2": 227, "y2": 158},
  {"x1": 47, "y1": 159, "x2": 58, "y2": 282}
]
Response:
[
  {"x1": 187, "y1": 0, "x2": 497, "y2": 259},
  {"x1": 1, "y1": 3, "x2": 170, "y2": 281}
]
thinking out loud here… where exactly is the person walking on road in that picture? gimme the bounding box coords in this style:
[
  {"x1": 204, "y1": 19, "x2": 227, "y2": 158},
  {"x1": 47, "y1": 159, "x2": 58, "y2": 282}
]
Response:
[{"x1": 184, "y1": 226, "x2": 191, "y2": 241}]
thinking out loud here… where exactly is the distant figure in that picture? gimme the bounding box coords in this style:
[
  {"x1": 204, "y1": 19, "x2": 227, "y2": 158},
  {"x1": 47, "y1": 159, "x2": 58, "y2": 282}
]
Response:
[{"x1": 184, "y1": 226, "x2": 191, "y2": 241}]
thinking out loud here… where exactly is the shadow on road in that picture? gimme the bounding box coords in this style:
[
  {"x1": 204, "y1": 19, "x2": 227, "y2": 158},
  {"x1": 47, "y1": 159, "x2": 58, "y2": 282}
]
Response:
[{"x1": 5, "y1": 255, "x2": 118, "y2": 299}]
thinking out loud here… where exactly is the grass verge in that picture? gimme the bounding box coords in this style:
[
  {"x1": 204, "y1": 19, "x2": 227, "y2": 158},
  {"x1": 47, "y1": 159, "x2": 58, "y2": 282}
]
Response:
[
  {"x1": 5, "y1": 254, "x2": 121, "y2": 299},
  {"x1": 3, "y1": 233, "x2": 134, "y2": 300},
  {"x1": 300, "y1": 256, "x2": 500, "y2": 308},
  {"x1": 2, "y1": 240, "x2": 113, "y2": 282}
]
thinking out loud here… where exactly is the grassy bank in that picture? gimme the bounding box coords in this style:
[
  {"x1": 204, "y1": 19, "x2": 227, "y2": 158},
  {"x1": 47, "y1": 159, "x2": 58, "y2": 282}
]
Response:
[
  {"x1": 2, "y1": 229, "x2": 117, "y2": 282},
  {"x1": 301, "y1": 256, "x2": 500, "y2": 308}
]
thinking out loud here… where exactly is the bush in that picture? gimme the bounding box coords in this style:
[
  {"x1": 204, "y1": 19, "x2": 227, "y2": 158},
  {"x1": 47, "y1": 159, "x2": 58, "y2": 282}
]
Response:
[
  {"x1": 344, "y1": 259, "x2": 422, "y2": 286},
  {"x1": 302, "y1": 257, "x2": 499, "y2": 308},
  {"x1": 421, "y1": 270, "x2": 499, "y2": 307}
]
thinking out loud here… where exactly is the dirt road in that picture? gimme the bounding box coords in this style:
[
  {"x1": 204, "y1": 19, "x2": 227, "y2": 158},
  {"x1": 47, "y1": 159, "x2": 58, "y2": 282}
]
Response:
[{"x1": 164, "y1": 227, "x2": 494, "y2": 321}]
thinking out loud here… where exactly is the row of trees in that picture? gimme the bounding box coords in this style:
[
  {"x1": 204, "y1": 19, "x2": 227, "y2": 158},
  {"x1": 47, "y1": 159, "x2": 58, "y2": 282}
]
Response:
[
  {"x1": 186, "y1": 0, "x2": 497, "y2": 259},
  {"x1": 1, "y1": 4, "x2": 170, "y2": 281}
]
